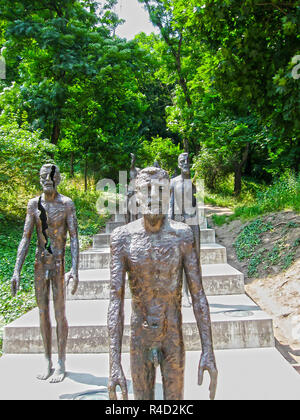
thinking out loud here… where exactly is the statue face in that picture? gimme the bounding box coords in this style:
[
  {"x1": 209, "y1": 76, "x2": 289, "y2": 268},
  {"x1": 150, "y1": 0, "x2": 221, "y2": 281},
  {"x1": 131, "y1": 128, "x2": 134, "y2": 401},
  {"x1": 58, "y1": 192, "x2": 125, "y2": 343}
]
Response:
[
  {"x1": 136, "y1": 175, "x2": 170, "y2": 215},
  {"x1": 40, "y1": 165, "x2": 60, "y2": 193},
  {"x1": 178, "y1": 154, "x2": 189, "y2": 175}
]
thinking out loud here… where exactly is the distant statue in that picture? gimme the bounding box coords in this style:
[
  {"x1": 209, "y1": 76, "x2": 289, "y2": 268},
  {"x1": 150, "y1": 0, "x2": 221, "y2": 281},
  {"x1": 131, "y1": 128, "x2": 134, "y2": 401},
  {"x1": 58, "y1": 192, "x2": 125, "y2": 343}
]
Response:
[
  {"x1": 108, "y1": 166, "x2": 217, "y2": 400},
  {"x1": 126, "y1": 153, "x2": 140, "y2": 224},
  {"x1": 169, "y1": 153, "x2": 200, "y2": 307},
  {"x1": 11, "y1": 164, "x2": 79, "y2": 383}
]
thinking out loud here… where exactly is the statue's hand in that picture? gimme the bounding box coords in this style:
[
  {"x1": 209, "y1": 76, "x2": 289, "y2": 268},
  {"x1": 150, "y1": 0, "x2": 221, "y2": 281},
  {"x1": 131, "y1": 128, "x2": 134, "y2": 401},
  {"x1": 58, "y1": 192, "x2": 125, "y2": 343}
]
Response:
[
  {"x1": 108, "y1": 365, "x2": 128, "y2": 400},
  {"x1": 198, "y1": 351, "x2": 218, "y2": 400},
  {"x1": 65, "y1": 269, "x2": 79, "y2": 295},
  {"x1": 11, "y1": 274, "x2": 20, "y2": 297}
]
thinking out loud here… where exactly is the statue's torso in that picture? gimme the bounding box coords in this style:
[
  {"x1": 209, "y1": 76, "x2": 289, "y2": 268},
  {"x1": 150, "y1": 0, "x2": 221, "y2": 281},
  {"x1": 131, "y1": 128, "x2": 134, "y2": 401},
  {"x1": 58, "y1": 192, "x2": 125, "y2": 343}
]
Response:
[
  {"x1": 112, "y1": 219, "x2": 194, "y2": 337},
  {"x1": 29, "y1": 194, "x2": 72, "y2": 257}
]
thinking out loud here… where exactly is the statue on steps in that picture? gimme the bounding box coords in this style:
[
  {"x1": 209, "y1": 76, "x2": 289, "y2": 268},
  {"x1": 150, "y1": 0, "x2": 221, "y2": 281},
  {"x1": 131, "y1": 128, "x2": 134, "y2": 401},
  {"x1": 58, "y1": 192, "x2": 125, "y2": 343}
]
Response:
[
  {"x1": 169, "y1": 152, "x2": 201, "y2": 307},
  {"x1": 10, "y1": 164, "x2": 79, "y2": 383},
  {"x1": 108, "y1": 166, "x2": 217, "y2": 400}
]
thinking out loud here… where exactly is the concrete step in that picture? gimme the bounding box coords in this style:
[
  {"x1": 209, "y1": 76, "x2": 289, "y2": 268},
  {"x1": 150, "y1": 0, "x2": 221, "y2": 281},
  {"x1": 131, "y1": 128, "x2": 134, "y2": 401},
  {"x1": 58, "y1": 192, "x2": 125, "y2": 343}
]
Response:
[
  {"x1": 105, "y1": 221, "x2": 124, "y2": 233},
  {"x1": 111, "y1": 213, "x2": 126, "y2": 223},
  {"x1": 93, "y1": 228, "x2": 216, "y2": 249},
  {"x1": 105, "y1": 218, "x2": 208, "y2": 234},
  {"x1": 1, "y1": 349, "x2": 300, "y2": 400},
  {"x1": 3, "y1": 294, "x2": 274, "y2": 354},
  {"x1": 67, "y1": 263, "x2": 244, "y2": 300},
  {"x1": 79, "y1": 243, "x2": 227, "y2": 270}
]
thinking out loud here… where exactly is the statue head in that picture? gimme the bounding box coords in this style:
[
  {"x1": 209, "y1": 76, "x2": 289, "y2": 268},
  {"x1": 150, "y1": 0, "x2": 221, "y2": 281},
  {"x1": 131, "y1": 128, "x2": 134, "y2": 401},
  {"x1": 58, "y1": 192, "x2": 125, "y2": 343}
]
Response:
[
  {"x1": 40, "y1": 164, "x2": 61, "y2": 193},
  {"x1": 135, "y1": 166, "x2": 170, "y2": 215},
  {"x1": 178, "y1": 153, "x2": 190, "y2": 176}
]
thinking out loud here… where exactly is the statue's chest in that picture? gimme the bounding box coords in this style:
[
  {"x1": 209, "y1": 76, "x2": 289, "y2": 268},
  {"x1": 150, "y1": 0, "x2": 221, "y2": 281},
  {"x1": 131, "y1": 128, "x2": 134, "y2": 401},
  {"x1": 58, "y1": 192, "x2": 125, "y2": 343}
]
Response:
[
  {"x1": 126, "y1": 232, "x2": 181, "y2": 270},
  {"x1": 35, "y1": 202, "x2": 66, "y2": 228},
  {"x1": 173, "y1": 180, "x2": 192, "y2": 200}
]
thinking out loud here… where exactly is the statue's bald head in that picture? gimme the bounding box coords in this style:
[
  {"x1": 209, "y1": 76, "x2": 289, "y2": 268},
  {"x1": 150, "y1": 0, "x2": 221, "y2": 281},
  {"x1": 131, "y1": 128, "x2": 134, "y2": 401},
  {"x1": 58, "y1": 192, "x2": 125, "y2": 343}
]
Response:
[
  {"x1": 178, "y1": 153, "x2": 190, "y2": 176},
  {"x1": 135, "y1": 167, "x2": 170, "y2": 215},
  {"x1": 135, "y1": 166, "x2": 169, "y2": 190}
]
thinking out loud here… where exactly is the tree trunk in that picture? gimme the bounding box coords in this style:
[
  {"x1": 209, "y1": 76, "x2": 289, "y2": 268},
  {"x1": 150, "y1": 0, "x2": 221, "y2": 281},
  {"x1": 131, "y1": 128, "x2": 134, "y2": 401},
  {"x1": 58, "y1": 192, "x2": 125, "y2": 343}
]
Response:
[
  {"x1": 51, "y1": 121, "x2": 60, "y2": 145},
  {"x1": 234, "y1": 164, "x2": 242, "y2": 196},
  {"x1": 234, "y1": 143, "x2": 250, "y2": 196}
]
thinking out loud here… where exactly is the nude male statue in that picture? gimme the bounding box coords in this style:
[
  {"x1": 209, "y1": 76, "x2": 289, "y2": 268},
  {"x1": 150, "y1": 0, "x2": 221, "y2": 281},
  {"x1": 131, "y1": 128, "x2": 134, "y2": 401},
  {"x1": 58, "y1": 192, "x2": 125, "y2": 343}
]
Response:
[
  {"x1": 170, "y1": 152, "x2": 201, "y2": 307},
  {"x1": 108, "y1": 166, "x2": 217, "y2": 400},
  {"x1": 11, "y1": 164, "x2": 79, "y2": 383}
]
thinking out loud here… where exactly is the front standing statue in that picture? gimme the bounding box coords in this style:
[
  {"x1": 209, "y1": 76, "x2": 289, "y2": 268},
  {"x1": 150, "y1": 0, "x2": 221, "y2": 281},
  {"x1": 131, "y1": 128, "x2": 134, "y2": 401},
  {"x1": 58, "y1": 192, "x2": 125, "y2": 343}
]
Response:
[
  {"x1": 169, "y1": 152, "x2": 201, "y2": 307},
  {"x1": 11, "y1": 164, "x2": 79, "y2": 383},
  {"x1": 108, "y1": 166, "x2": 217, "y2": 400}
]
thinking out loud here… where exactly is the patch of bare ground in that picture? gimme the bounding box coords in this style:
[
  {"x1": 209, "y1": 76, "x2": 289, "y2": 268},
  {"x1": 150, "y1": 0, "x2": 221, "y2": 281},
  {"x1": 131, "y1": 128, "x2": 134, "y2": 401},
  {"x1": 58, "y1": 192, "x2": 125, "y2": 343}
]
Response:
[{"x1": 209, "y1": 209, "x2": 300, "y2": 371}]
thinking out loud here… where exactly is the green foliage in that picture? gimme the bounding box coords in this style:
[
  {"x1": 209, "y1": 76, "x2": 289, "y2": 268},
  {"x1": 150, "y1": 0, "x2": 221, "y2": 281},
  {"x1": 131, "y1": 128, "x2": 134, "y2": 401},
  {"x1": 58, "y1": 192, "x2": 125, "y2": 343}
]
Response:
[
  {"x1": 233, "y1": 215, "x2": 300, "y2": 277},
  {"x1": 0, "y1": 119, "x2": 55, "y2": 218},
  {"x1": 234, "y1": 219, "x2": 273, "y2": 262},
  {"x1": 0, "y1": 219, "x2": 37, "y2": 325},
  {"x1": 139, "y1": 136, "x2": 183, "y2": 173},
  {"x1": 234, "y1": 171, "x2": 300, "y2": 218}
]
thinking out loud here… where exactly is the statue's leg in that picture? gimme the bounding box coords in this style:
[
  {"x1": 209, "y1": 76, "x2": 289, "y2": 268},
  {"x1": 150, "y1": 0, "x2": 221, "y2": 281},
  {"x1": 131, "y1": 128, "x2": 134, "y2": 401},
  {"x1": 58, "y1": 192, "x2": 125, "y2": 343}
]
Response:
[
  {"x1": 191, "y1": 224, "x2": 200, "y2": 261},
  {"x1": 50, "y1": 258, "x2": 68, "y2": 383},
  {"x1": 130, "y1": 335, "x2": 156, "y2": 400},
  {"x1": 34, "y1": 260, "x2": 52, "y2": 380},
  {"x1": 161, "y1": 337, "x2": 185, "y2": 400},
  {"x1": 182, "y1": 271, "x2": 191, "y2": 307}
]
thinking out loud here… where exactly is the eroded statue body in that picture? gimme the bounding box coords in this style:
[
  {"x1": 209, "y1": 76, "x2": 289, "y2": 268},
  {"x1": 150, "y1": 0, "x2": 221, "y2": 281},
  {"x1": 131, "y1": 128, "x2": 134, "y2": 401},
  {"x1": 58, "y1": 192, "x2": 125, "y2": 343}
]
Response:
[
  {"x1": 11, "y1": 164, "x2": 79, "y2": 382},
  {"x1": 108, "y1": 166, "x2": 217, "y2": 400},
  {"x1": 170, "y1": 153, "x2": 201, "y2": 307}
]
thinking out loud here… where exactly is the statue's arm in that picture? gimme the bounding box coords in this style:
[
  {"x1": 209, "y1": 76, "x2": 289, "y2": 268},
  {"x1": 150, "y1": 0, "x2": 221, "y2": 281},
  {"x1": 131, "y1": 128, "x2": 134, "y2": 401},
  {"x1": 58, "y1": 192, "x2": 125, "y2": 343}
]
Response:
[
  {"x1": 108, "y1": 229, "x2": 128, "y2": 400},
  {"x1": 11, "y1": 200, "x2": 35, "y2": 295},
  {"x1": 169, "y1": 179, "x2": 175, "y2": 220},
  {"x1": 66, "y1": 200, "x2": 79, "y2": 294},
  {"x1": 182, "y1": 230, "x2": 218, "y2": 399}
]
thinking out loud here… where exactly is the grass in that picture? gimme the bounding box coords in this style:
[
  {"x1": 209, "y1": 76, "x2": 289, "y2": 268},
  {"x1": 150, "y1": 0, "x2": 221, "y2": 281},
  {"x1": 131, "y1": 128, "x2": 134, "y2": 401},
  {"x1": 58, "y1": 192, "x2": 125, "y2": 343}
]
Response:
[
  {"x1": 206, "y1": 171, "x2": 300, "y2": 226},
  {"x1": 0, "y1": 174, "x2": 110, "y2": 356},
  {"x1": 233, "y1": 217, "x2": 299, "y2": 278}
]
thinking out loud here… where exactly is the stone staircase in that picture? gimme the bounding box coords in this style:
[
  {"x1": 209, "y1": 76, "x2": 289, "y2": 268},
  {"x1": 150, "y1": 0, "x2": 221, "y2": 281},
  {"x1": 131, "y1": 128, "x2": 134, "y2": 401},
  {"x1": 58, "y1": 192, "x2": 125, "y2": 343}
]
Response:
[{"x1": 3, "y1": 213, "x2": 275, "y2": 354}]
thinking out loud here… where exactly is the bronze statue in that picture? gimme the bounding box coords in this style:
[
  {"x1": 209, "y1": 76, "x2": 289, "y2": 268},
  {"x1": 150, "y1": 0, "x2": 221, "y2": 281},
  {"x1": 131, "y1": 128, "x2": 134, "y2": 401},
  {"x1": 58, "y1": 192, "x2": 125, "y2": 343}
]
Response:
[
  {"x1": 169, "y1": 152, "x2": 200, "y2": 307},
  {"x1": 11, "y1": 164, "x2": 79, "y2": 383},
  {"x1": 108, "y1": 166, "x2": 217, "y2": 400}
]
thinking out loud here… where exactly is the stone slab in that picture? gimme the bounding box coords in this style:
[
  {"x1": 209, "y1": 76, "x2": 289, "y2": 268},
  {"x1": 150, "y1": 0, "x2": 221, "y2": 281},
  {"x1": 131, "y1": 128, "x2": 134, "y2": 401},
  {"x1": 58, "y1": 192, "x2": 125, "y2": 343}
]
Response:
[
  {"x1": 79, "y1": 243, "x2": 227, "y2": 270},
  {"x1": 0, "y1": 348, "x2": 299, "y2": 400},
  {"x1": 3, "y1": 294, "x2": 274, "y2": 354},
  {"x1": 67, "y1": 263, "x2": 244, "y2": 300},
  {"x1": 93, "y1": 229, "x2": 216, "y2": 249}
]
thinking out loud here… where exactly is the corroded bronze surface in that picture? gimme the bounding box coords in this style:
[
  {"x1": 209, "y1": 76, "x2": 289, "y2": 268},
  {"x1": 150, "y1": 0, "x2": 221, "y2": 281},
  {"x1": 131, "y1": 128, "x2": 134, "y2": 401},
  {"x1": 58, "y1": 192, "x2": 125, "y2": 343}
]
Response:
[
  {"x1": 170, "y1": 153, "x2": 200, "y2": 307},
  {"x1": 11, "y1": 164, "x2": 79, "y2": 382},
  {"x1": 108, "y1": 167, "x2": 217, "y2": 400}
]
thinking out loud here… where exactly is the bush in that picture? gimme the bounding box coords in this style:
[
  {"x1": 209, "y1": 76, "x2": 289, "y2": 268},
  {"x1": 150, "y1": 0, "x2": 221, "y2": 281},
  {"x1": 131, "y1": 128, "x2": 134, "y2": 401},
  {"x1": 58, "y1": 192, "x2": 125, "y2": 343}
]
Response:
[
  {"x1": 192, "y1": 145, "x2": 231, "y2": 190},
  {"x1": 0, "y1": 120, "x2": 55, "y2": 219},
  {"x1": 139, "y1": 136, "x2": 183, "y2": 173},
  {"x1": 234, "y1": 171, "x2": 300, "y2": 219}
]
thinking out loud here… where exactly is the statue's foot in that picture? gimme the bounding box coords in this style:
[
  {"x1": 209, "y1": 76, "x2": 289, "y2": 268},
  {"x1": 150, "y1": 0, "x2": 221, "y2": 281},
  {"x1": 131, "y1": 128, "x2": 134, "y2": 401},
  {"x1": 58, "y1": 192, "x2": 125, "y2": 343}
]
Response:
[
  {"x1": 182, "y1": 294, "x2": 192, "y2": 308},
  {"x1": 36, "y1": 360, "x2": 52, "y2": 381},
  {"x1": 49, "y1": 360, "x2": 66, "y2": 383}
]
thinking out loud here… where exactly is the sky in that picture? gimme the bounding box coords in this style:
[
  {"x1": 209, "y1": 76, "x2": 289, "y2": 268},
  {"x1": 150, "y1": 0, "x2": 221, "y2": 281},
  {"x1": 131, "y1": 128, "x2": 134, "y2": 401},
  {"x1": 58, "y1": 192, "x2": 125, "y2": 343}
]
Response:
[{"x1": 114, "y1": 0, "x2": 159, "y2": 39}]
